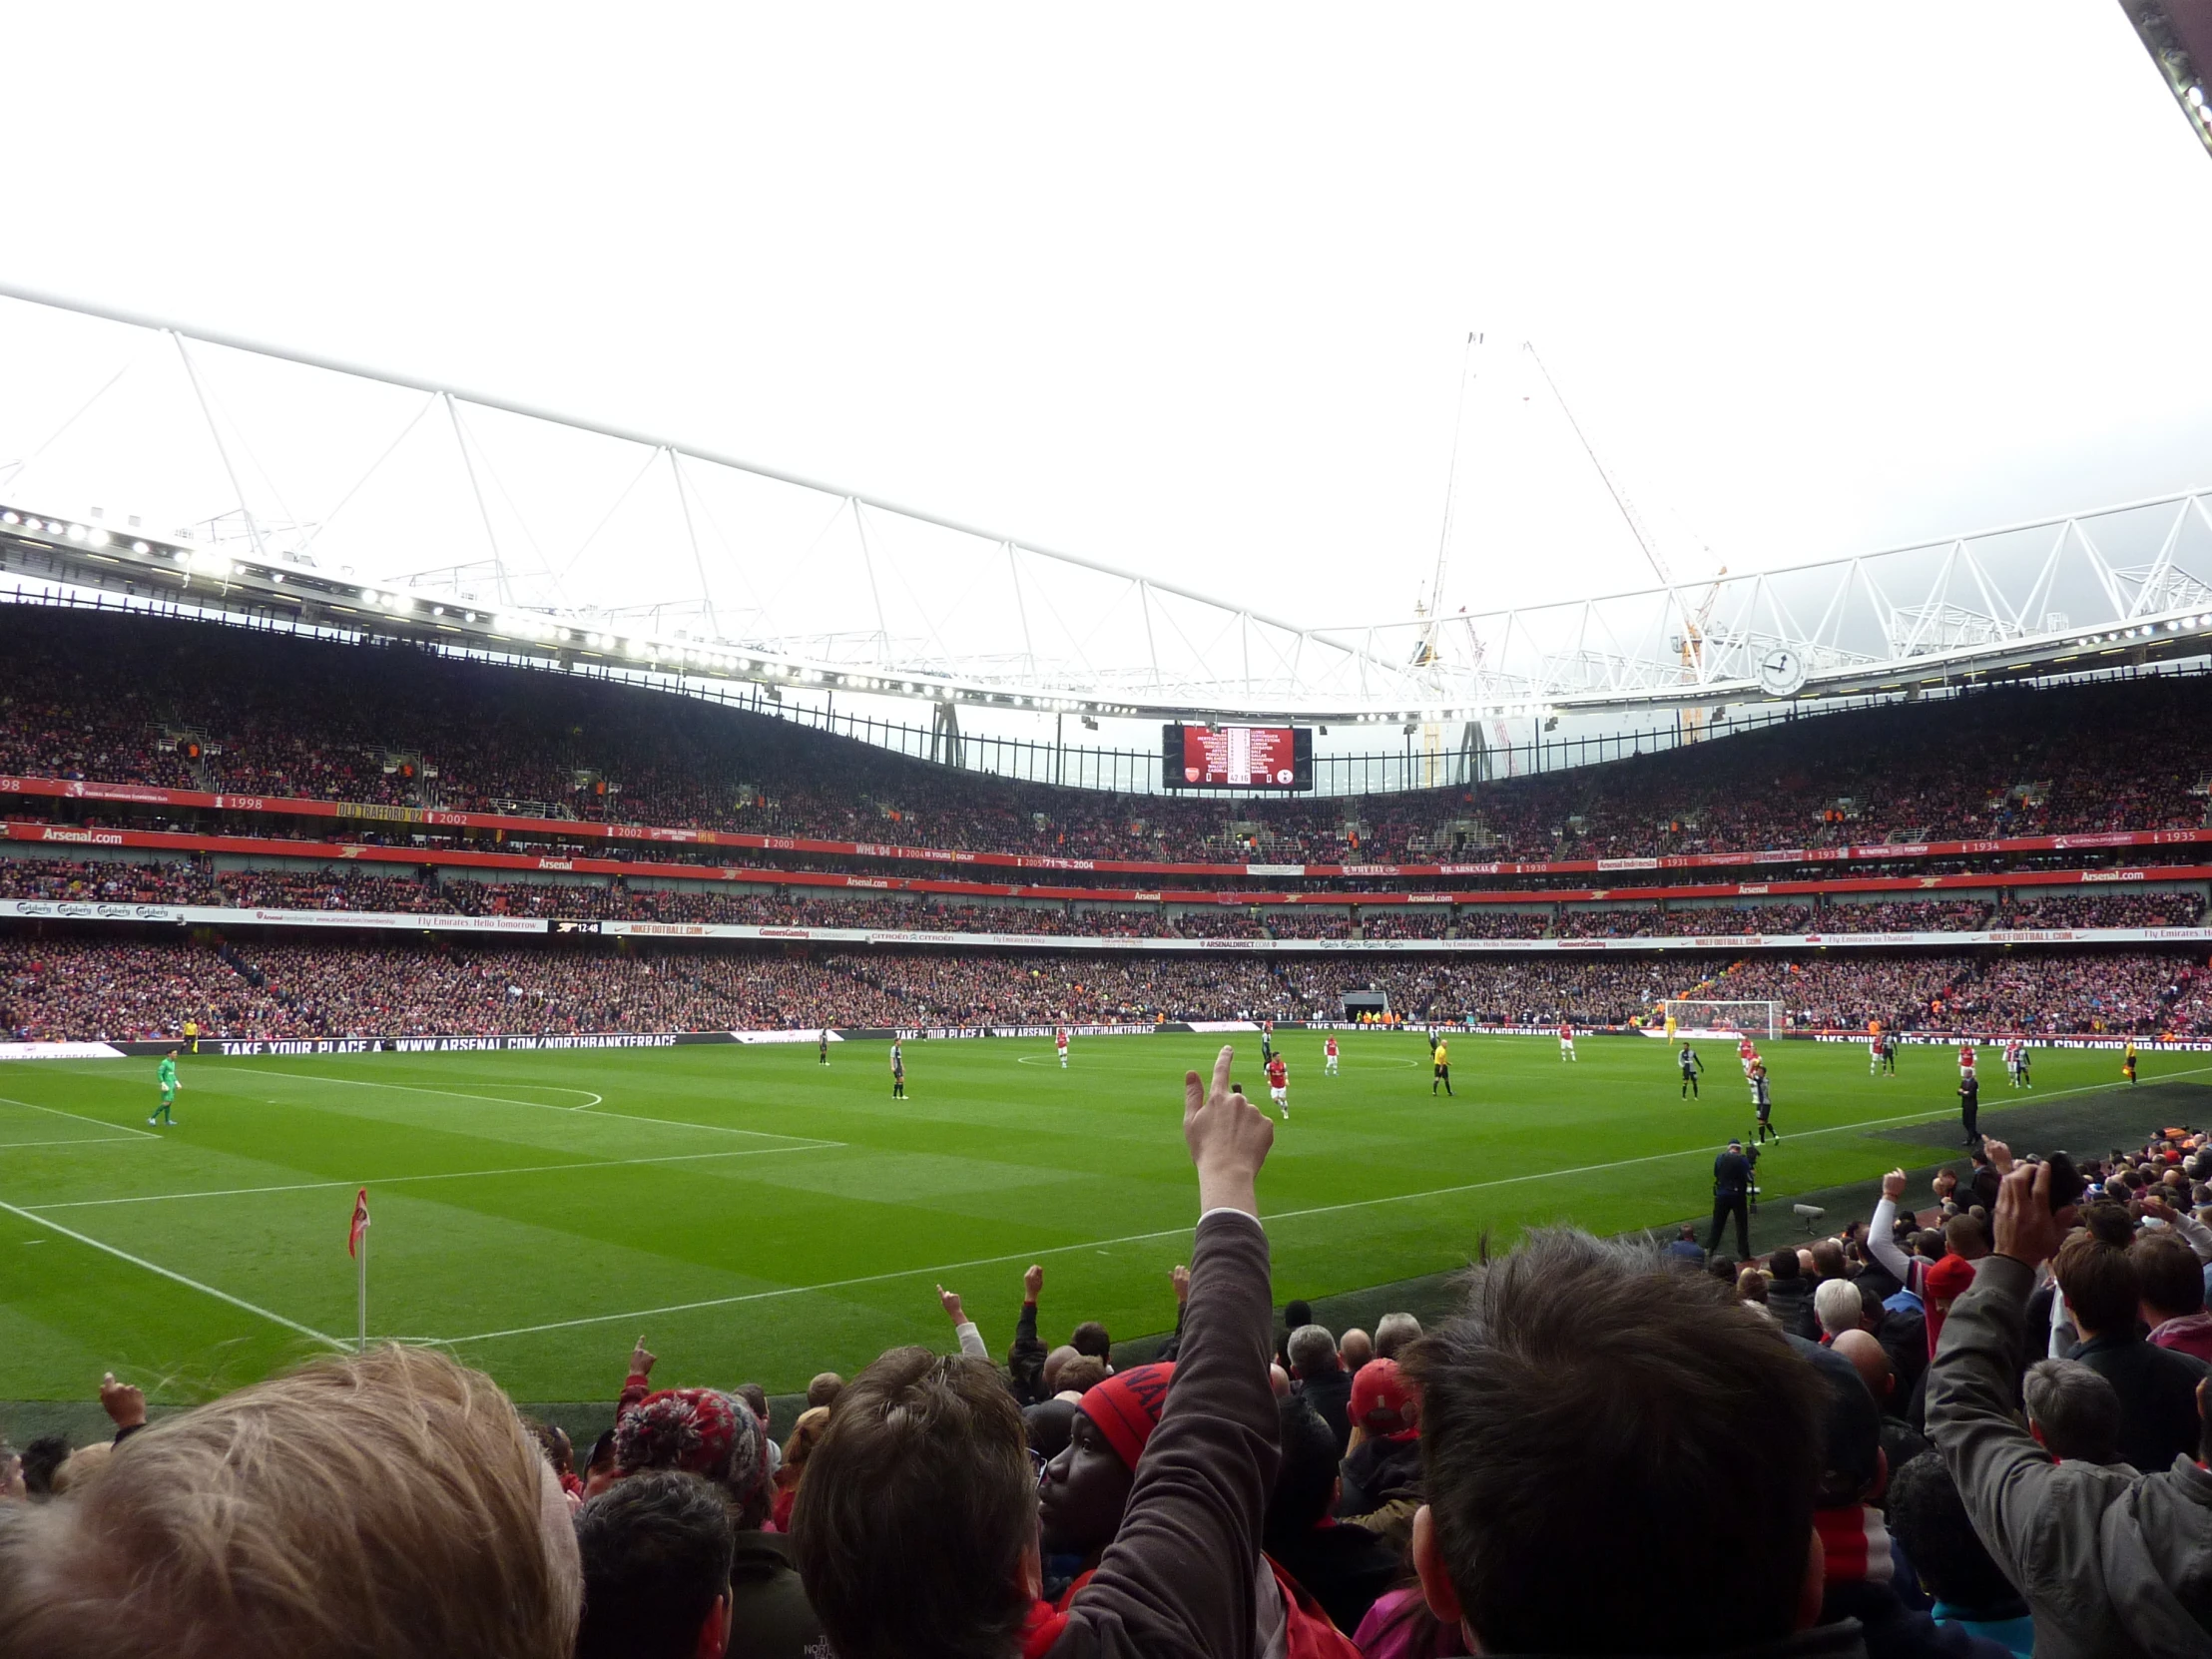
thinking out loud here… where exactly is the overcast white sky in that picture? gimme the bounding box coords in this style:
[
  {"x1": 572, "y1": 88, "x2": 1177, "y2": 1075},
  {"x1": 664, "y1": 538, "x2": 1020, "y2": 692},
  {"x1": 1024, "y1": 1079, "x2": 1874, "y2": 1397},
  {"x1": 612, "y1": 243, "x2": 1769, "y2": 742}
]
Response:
[{"x1": 4, "y1": 2, "x2": 2210, "y2": 632}]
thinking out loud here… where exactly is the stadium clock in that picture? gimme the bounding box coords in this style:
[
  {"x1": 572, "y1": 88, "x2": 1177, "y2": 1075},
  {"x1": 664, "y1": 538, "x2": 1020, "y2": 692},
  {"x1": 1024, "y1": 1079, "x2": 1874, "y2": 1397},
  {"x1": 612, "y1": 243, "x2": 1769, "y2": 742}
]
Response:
[{"x1": 1756, "y1": 646, "x2": 1808, "y2": 699}]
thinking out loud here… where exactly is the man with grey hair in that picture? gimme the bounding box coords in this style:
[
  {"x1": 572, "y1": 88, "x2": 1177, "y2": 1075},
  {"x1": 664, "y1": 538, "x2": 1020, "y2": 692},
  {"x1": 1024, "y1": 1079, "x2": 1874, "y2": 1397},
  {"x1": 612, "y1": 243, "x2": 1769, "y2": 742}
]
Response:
[
  {"x1": 1373, "y1": 1312, "x2": 1422, "y2": 1360},
  {"x1": 1287, "y1": 1323, "x2": 1352, "y2": 1453},
  {"x1": 2021, "y1": 1357, "x2": 2128, "y2": 1467},
  {"x1": 1814, "y1": 1277, "x2": 1865, "y2": 1343}
]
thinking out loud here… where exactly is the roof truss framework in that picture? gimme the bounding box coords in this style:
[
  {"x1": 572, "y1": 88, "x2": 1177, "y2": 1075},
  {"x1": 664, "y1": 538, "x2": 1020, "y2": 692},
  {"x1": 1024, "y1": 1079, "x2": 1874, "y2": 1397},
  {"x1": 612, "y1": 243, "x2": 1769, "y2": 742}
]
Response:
[{"x1": 1, "y1": 284, "x2": 2210, "y2": 723}]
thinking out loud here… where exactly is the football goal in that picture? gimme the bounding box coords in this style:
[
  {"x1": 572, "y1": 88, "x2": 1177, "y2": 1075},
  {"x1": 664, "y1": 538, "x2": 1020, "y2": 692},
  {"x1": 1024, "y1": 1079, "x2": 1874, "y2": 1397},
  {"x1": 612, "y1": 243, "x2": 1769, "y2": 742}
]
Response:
[{"x1": 1661, "y1": 999, "x2": 1782, "y2": 1039}]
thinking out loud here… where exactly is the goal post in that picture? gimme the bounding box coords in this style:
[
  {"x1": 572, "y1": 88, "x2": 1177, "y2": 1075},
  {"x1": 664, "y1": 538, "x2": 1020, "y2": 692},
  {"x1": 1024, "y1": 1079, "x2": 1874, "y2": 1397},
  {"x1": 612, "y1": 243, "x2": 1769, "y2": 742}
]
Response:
[{"x1": 1661, "y1": 999, "x2": 1781, "y2": 1039}]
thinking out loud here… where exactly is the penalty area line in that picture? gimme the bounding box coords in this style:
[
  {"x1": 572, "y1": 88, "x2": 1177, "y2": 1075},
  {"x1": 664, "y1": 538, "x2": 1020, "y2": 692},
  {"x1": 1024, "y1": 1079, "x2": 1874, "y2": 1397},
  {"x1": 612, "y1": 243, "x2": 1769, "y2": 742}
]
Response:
[
  {"x1": 421, "y1": 1069, "x2": 2192, "y2": 1349},
  {"x1": 0, "y1": 1197, "x2": 347, "y2": 1350}
]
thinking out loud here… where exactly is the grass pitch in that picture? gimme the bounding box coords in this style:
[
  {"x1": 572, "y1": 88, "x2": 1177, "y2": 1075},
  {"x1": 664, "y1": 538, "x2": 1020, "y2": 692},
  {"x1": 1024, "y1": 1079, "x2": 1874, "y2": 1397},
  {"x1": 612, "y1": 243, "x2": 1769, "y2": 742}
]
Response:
[{"x1": 0, "y1": 1031, "x2": 2176, "y2": 1406}]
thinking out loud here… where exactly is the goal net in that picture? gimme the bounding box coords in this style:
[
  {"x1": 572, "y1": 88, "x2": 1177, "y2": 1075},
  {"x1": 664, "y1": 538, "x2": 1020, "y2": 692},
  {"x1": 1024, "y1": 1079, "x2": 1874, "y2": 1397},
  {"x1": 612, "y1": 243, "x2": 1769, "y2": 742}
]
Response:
[{"x1": 1662, "y1": 999, "x2": 1781, "y2": 1039}]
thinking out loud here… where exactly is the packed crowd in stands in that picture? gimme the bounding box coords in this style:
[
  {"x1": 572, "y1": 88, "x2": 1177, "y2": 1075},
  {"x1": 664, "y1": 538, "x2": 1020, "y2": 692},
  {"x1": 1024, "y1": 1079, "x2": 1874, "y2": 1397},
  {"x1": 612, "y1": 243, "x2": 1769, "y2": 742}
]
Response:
[
  {"x1": 6, "y1": 608, "x2": 2212, "y2": 869},
  {"x1": 1358, "y1": 905, "x2": 1460, "y2": 939},
  {"x1": 2005, "y1": 890, "x2": 2205, "y2": 928},
  {"x1": 1824, "y1": 900, "x2": 1993, "y2": 933},
  {"x1": 3, "y1": 853, "x2": 2201, "y2": 944},
  {"x1": 1947, "y1": 953, "x2": 2212, "y2": 1036},
  {"x1": 9, "y1": 929, "x2": 2212, "y2": 1039},
  {"x1": 10, "y1": 1054, "x2": 2212, "y2": 1659}
]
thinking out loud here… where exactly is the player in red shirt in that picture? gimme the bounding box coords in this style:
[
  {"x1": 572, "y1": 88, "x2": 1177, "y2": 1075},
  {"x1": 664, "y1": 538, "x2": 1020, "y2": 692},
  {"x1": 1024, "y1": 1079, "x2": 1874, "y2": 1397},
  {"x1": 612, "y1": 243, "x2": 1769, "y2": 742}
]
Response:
[
  {"x1": 1737, "y1": 1035, "x2": 1759, "y2": 1078},
  {"x1": 1266, "y1": 1053, "x2": 1290, "y2": 1121},
  {"x1": 1324, "y1": 1035, "x2": 1339, "y2": 1076},
  {"x1": 1558, "y1": 1021, "x2": 1577, "y2": 1062},
  {"x1": 1055, "y1": 1025, "x2": 1069, "y2": 1069},
  {"x1": 1957, "y1": 1040, "x2": 1976, "y2": 1080}
]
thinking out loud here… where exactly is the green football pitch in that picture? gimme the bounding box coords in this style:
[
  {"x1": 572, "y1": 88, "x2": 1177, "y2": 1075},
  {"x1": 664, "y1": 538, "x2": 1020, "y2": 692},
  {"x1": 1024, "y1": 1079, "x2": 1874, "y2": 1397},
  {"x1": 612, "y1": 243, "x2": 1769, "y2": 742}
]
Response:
[{"x1": 0, "y1": 1032, "x2": 2179, "y2": 1405}]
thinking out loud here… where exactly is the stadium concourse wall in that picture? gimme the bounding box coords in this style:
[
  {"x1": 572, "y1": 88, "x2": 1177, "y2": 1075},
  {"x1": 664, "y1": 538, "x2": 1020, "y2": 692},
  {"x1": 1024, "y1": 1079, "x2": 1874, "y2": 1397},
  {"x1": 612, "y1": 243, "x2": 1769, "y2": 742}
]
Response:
[
  {"x1": 9, "y1": 820, "x2": 2212, "y2": 911},
  {"x1": 4, "y1": 897, "x2": 2212, "y2": 954},
  {"x1": 10, "y1": 769, "x2": 2212, "y2": 883}
]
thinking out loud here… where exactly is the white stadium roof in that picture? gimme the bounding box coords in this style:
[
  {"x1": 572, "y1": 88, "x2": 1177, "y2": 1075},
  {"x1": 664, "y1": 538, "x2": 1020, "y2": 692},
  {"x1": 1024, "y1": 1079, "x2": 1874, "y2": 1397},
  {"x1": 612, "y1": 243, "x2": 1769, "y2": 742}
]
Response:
[{"x1": 4, "y1": 284, "x2": 2212, "y2": 730}]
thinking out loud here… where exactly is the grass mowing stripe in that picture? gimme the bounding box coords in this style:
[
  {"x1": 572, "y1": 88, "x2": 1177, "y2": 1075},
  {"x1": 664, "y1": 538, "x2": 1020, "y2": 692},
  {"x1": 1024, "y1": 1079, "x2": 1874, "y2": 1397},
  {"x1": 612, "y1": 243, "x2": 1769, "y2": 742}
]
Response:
[
  {"x1": 0, "y1": 1197, "x2": 347, "y2": 1350},
  {"x1": 234, "y1": 1067, "x2": 837, "y2": 1145},
  {"x1": 0, "y1": 1095, "x2": 161, "y2": 1140},
  {"x1": 21, "y1": 1141, "x2": 843, "y2": 1211},
  {"x1": 421, "y1": 1064, "x2": 2186, "y2": 1349}
]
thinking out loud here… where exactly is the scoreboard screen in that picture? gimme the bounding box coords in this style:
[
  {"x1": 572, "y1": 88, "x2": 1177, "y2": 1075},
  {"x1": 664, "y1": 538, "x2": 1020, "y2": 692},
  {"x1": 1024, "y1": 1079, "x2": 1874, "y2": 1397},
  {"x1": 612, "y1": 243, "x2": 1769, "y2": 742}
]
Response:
[{"x1": 1163, "y1": 724, "x2": 1314, "y2": 791}]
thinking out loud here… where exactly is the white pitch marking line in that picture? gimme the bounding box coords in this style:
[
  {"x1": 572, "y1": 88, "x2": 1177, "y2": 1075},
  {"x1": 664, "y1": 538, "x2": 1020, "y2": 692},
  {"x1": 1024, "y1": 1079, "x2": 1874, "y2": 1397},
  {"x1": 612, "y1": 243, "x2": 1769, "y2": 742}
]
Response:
[
  {"x1": 21, "y1": 1141, "x2": 842, "y2": 1211},
  {"x1": 424, "y1": 1070, "x2": 2191, "y2": 1347},
  {"x1": 0, "y1": 1197, "x2": 346, "y2": 1350},
  {"x1": 232, "y1": 1068, "x2": 828, "y2": 1146},
  {"x1": 0, "y1": 1136, "x2": 150, "y2": 1150},
  {"x1": 0, "y1": 1095, "x2": 161, "y2": 1140}
]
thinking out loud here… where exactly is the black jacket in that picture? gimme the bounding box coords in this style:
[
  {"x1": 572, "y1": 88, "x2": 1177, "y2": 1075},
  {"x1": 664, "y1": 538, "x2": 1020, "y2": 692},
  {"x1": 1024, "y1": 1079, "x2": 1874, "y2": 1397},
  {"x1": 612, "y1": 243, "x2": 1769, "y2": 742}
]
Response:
[
  {"x1": 726, "y1": 1532, "x2": 825, "y2": 1659},
  {"x1": 1297, "y1": 1367, "x2": 1353, "y2": 1455},
  {"x1": 1715, "y1": 1151, "x2": 1755, "y2": 1199},
  {"x1": 2072, "y1": 1330, "x2": 2212, "y2": 1474},
  {"x1": 1337, "y1": 1432, "x2": 1422, "y2": 1522},
  {"x1": 1009, "y1": 1297, "x2": 1048, "y2": 1404}
]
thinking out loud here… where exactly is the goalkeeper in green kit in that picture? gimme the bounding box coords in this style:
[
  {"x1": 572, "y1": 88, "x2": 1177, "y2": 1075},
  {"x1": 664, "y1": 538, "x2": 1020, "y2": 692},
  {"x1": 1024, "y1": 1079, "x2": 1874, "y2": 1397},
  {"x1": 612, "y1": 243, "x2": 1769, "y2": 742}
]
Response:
[{"x1": 150, "y1": 1049, "x2": 181, "y2": 1126}]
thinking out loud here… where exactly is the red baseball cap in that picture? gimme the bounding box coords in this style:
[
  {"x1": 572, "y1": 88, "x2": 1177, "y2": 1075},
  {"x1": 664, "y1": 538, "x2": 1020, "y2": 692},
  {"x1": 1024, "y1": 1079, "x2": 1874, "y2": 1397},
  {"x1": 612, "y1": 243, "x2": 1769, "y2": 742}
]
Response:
[{"x1": 1351, "y1": 1358, "x2": 1418, "y2": 1440}]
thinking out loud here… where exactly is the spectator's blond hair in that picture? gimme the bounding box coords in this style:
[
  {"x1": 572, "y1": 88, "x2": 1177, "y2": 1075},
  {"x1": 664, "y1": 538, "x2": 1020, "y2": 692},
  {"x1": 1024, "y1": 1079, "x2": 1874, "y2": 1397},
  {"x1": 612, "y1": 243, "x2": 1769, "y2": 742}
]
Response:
[{"x1": 0, "y1": 1345, "x2": 579, "y2": 1659}]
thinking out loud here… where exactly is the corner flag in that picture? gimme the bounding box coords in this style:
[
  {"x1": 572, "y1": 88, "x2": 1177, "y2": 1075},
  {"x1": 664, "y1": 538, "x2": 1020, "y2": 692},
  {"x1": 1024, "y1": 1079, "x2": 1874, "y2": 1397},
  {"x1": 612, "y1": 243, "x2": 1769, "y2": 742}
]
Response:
[{"x1": 347, "y1": 1188, "x2": 371, "y2": 1258}]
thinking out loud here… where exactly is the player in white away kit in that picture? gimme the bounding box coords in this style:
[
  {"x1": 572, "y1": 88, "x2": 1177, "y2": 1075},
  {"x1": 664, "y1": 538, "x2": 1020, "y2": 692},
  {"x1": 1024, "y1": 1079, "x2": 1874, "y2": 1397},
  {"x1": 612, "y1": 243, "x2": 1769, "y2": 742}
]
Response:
[
  {"x1": 2004, "y1": 1039, "x2": 2026, "y2": 1088},
  {"x1": 1324, "y1": 1035, "x2": 1340, "y2": 1075},
  {"x1": 1558, "y1": 1021, "x2": 1577, "y2": 1061},
  {"x1": 1055, "y1": 1025, "x2": 1069, "y2": 1068},
  {"x1": 1957, "y1": 1040, "x2": 1976, "y2": 1082}
]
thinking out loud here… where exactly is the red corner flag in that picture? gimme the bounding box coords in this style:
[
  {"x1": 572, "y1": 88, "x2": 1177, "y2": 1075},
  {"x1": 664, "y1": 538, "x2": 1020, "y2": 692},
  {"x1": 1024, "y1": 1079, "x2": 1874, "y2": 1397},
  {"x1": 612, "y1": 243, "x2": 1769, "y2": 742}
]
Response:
[{"x1": 347, "y1": 1188, "x2": 371, "y2": 1258}]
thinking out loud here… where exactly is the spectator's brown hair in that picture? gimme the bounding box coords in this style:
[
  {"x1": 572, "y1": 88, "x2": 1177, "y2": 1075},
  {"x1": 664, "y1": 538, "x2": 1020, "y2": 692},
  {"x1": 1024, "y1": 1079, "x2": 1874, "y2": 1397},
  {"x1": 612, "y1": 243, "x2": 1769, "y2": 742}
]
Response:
[
  {"x1": 1941, "y1": 1214, "x2": 1988, "y2": 1259},
  {"x1": 806, "y1": 1372, "x2": 844, "y2": 1410},
  {"x1": 2023, "y1": 1359, "x2": 2123, "y2": 1465},
  {"x1": 1408, "y1": 1231, "x2": 1824, "y2": 1655},
  {"x1": 2132, "y1": 1231, "x2": 2206, "y2": 1320},
  {"x1": 790, "y1": 1348, "x2": 1034, "y2": 1659},
  {"x1": 1056, "y1": 1355, "x2": 1109, "y2": 1394},
  {"x1": 2054, "y1": 1232, "x2": 2140, "y2": 1337},
  {"x1": 0, "y1": 1345, "x2": 578, "y2": 1659}
]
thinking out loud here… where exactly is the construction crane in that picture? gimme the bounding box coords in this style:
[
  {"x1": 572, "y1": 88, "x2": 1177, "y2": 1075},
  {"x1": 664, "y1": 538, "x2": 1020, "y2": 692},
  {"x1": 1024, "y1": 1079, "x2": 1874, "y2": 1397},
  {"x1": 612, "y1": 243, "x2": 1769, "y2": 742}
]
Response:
[
  {"x1": 1411, "y1": 331, "x2": 1482, "y2": 671},
  {"x1": 1521, "y1": 342, "x2": 1726, "y2": 709}
]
